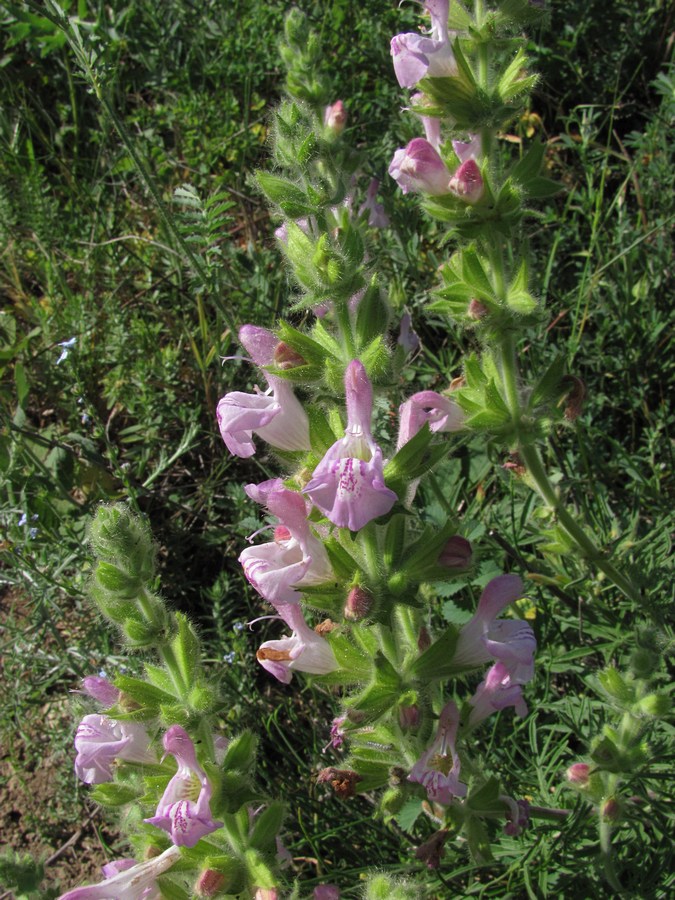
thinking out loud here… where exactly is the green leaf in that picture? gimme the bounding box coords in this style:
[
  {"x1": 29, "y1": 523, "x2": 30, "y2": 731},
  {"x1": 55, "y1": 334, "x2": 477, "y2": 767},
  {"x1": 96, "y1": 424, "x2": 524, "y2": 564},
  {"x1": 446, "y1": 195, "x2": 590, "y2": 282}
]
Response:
[
  {"x1": 395, "y1": 799, "x2": 423, "y2": 832},
  {"x1": 90, "y1": 782, "x2": 142, "y2": 807}
]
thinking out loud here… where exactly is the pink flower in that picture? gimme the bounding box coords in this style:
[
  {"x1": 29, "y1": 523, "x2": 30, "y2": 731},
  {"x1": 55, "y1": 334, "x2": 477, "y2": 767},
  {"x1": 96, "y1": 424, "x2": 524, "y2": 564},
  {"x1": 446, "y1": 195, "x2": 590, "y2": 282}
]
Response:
[
  {"x1": 389, "y1": 138, "x2": 451, "y2": 196},
  {"x1": 467, "y1": 662, "x2": 529, "y2": 728},
  {"x1": 145, "y1": 725, "x2": 222, "y2": 847},
  {"x1": 397, "y1": 389, "x2": 464, "y2": 449},
  {"x1": 452, "y1": 575, "x2": 536, "y2": 682},
  {"x1": 452, "y1": 134, "x2": 482, "y2": 164},
  {"x1": 57, "y1": 846, "x2": 181, "y2": 900},
  {"x1": 304, "y1": 361, "x2": 397, "y2": 530},
  {"x1": 448, "y1": 159, "x2": 484, "y2": 203},
  {"x1": 358, "y1": 178, "x2": 389, "y2": 228},
  {"x1": 391, "y1": 1, "x2": 455, "y2": 88},
  {"x1": 80, "y1": 675, "x2": 120, "y2": 706},
  {"x1": 408, "y1": 700, "x2": 467, "y2": 804},
  {"x1": 566, "y1": 763, "x2": 591, "y2": 786},
  {"x1": 74, "y1": 715, "x2": 156, "y2": 784},
  {"x1": 314, "y1": 887, "x2": 341, "y2": 900},
  {"x1": 239, "y1": 488, "x2": 333, "y2": 609},
  {"x1": 256, "y1": 604, "x2": 338, "y2": 684},
  {"x1": 397, "y1": 312, "x2": 420, "y2": 355},
  {"x1": 216, "y1": 326, "x2": 310, "y2": 458}
]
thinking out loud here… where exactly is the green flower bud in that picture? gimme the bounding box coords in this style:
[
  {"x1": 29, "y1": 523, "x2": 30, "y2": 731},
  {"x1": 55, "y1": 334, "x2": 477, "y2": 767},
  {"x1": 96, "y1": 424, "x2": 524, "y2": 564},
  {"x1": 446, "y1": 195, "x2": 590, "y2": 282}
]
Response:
[
  {"x1": 636, "y1": 693, "x2": 671, "y2": 717},
  {"x1": 89, "y1": 504, "x2": 155, "y2": 583},
  {"x1": 629, "y1": 647, "x2": 661, "y2": 679},
  {"x1": 95, "y1": 561, "x2": 142, "y2": 599},
  {"x1": 365, "y1": 874, "x2": 418, "y2": 900},
  {"x1": 188, "y1": 684, "x2": 218, "y2": 715}
]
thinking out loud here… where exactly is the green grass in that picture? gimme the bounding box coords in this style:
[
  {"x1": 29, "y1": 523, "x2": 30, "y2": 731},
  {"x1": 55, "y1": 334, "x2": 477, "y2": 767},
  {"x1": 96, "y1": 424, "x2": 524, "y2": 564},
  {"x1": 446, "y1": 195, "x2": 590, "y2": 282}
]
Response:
[{"x1": 1, "y1": 0, "x2": 673, "y2": 897}]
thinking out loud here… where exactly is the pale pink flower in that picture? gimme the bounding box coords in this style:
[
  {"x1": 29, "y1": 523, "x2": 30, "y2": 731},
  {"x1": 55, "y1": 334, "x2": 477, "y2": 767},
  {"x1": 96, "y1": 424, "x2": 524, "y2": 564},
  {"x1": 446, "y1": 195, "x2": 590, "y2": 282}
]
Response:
[
  {"x1": 452, "y1": 575, "x2": 536, "y2": 682},
  {"x1": 389, "y1": 138, "x2": 451, "y2": 196},
  {"x1": 397, "y1": 312, "x2": 420, "y2": 355},
  {"x1": 74, "y1": 715, "x2": 156, "y2": 784},
  {"x1": 216, "y1": 326, "x2": 310, "y2": 458},
  {"x1": 467, "y1": 661, "x2": 529, "y2": 728},
  {"x1": 145, "y1": 725, "x2": 222, "y2": 847},
  {"x1": 80, "y1": 675, "x2": 120, "y2": 706},
  {"x1": 397, "y1": 389, "x2": 464, "y2": 449},
  {"x1": 314, "y1": 887, "x2": 341, "y2": 900},
  {"x1": 57, "y1": 846, "x2": 181, "y2": 899},
  {"x1": 408, "y1": 700, "x2": 467, "y2": 804},
  {"x1": 256, "y1": 604, "x2": 338, "y2": 684},
  {"x1": 358, "y1": 178, "x2": 389, "y2": 228},
  {"x1": 304, "y1": 360, "x2": 397, "y2": 530},
  {"x1": 391, "y1": 1, "x2": 455, "y2": 88},
  {"x1": 239, "y1": 488, "x2": 333, "y2": 609}
]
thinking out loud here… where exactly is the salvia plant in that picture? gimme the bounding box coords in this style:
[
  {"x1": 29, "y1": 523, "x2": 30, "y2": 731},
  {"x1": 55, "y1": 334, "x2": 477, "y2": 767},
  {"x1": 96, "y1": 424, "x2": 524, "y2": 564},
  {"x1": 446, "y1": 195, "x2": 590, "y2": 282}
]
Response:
[{"x1": 34, "y1": 1, "x2": 670, "y2": 898}]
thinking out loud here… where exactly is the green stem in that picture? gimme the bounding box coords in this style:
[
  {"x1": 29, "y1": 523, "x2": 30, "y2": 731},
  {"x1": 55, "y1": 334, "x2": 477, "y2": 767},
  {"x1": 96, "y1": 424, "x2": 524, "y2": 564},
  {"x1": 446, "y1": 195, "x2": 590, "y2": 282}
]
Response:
[
  {"x1": 518, "y1": 442, "x2": 641, "y2": 603},
  {"x1": 599, "y1": 814, "x2": 624, "y2": 895}
]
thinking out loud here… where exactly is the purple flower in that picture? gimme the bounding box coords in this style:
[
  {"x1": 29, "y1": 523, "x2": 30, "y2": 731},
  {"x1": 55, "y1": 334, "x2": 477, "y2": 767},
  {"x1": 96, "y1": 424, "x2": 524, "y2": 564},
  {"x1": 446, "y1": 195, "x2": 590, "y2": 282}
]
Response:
[
  {"x1": 467, "y1": 662, "x2": 529, "y2": 728},
  {"x1": 358, "y1": 178, "x2": 390, "y2": 228},
  {"x1": 397, "y1": 312, "x2": 420, "y2": 355},
  {"x1": 145, "y1": 725, "x2": 222, "y2": 848},
  {"x1": 74, "y1": 715, "x2": 156, "y2": 784},
  {"x1": 389, "y1": 138, "x2": 451, "y2": 196},
  {"x1": 408, "y1": 700, "x2": 467, "y2": 804},
  {"x1": 239, "y1": 488, "x2": 333, "y2": 610},
  {"x1": 256, "y1": 603, "x2": 338, "y2": 684},
  {"x1": 501, "y1": 795, "x2": 530, "y2": 837},
  {"x1": 397, "y1": 389, "x2": 464, "y2": 449},
  {"x1": 216, "y1": 326, "x2": 310, "y2": 458},
  {"x1": 452, "y1": 575, "x2": 536, "y2": 682},
  {"x1": 80, "y1": 676, "x2": 120, "y2": 706},
  {"x1": 391, "y1": 1, "x2": 455, "y2": 88},
  {"x1": 314, "y1": 887, "x2": 341, "y2": 900},
  {"x1": 57, "y1": 846, "x2": 181, "y2": 900},
  {"x1": 304, "y1": 361, "x2": 397, "y2": 530},
  {"x1": 448, "y1": 159, "x2": 484, "y2": 203}
]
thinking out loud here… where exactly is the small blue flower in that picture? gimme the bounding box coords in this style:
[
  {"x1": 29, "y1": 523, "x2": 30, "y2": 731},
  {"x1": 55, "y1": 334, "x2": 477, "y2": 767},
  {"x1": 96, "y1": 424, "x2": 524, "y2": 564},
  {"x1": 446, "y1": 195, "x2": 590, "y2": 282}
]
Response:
[
  {"x1": 233, "y1": 622, "x2": 245, "y2": 633},
  {"x1": 29, "y1": 527, "x2": 38, "y2": 539},
  {"x1": 57, "y1": 337, "x2": 77, "y2": 364},
  {"x1": 223, "y1": 651, "x2": 236, "y2": 664},
  {"x1": 18, "y1": 513, "x2": 27, "y2": 527}
]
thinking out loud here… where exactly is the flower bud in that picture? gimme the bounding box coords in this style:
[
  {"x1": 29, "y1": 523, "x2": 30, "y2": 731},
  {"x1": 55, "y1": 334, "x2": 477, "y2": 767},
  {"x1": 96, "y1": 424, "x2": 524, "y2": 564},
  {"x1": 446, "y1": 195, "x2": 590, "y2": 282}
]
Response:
[
  {"x1": 448, "y1": 159, "x2": 484, "y2": 204},
  {"x1": 324, "y1": 100, "x2": 347, "y2": 134},
  {"x1": 398, "y1": 704, "x2": 420, "y2": 731},
  {"x1": 437, "y1": 535, "x2": 473, "y2": 569},
  {"x1": 566, "y1": 763, "x2": 591, "y2": 787},
  {"x1": 601, "y1": 797, "x2": 621, "y2": 821},
  {"x1": 629, "y1": 646, "x2": 660, "y2": 679},
  {"x1": 195, "y1": 870, "x2": 227, "y2": 898},
  {"x1": 467, "y1": 298, "x2": 489, "y2": 320},
  {"x1": 636, "y1": 693, "x2": 670, "y2": 717},
  {"x1": 389, "y1": 138, "x2": 452, "y2": 196},
  {"x1": 255, "y1": 890, "x2": 278, "y2": 900},
  {"x1": 418, "y1": 626, "x2": 431, "y2": 652},
  {"x1": 344, "y1": 585, "x2": 373, "y2": 621}
]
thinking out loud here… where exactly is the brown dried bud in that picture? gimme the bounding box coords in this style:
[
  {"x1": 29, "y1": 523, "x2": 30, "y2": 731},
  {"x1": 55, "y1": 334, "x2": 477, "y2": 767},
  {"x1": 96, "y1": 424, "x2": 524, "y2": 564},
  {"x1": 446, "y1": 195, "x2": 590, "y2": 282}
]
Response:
[
  {"x1": 467, "y1": 298, "x2": 489, "y2": 320},
  {"x1": 437, "y1": 535, "x2": 472, "y2": 569},
  {"x1": 449, "y1": 375, "x2": 466, "y2": 391},
  {"x1": 562, "y1": 375, "x2": 586, "y2": 421},
  {"x1": 195, "y1": 869, "x2": 227, "y2": 898},
  {"x1": 274, "y1": 341, "x2": 306, "y2": 370},
  {"x1": 418, "y1": 626, "x2": 431, "y2": 652},
  {"x1": 344, "y1": 585, "x2": 373, "y2": 621},
  {"x1": 601, "y1": 797, "x2": 621, "y2": 822},
  {"x1": 415, "y1": 828, "x2": 449, "y2": 869},
  {"x1": 316, "y1": 767, "x2": 362, "y2": 799},
  {"x1": 398, "y1": 704, "x2": 421, "y2": 730},
  {"x1": 314, "y1": 618, "x2": 337, "y2": 636}
]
